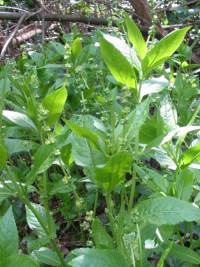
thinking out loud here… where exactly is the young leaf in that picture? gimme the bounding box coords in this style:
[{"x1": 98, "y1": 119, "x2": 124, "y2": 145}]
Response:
[
  {"x1": 125, "y1": 15, "x2": 147, "y2": 59},
  {"x1": 92, "y1": 219, "x2": 113, "y2": 249},
  {"x1": 2, "y1": 110, "x2": 37, "y2": 130},
  {"x1": 140, "y1": 76, "x2": 169, "y2": 100},
  {"x1": 69, "y1": 248, "x2": 129, "y2": 267},
  {"x1": 131, "y1": 196, "x2": 200, "y2": 226},
  {"x1": 26, "y1": 203, "x2": 56, "y2": 239},
  {"x1": 2, "y1": 254, "x2": 39, "y2": 267},
  {"x1": 176, "y1": 169, "x2": 193, "y2": 201},
  {"x1": 32, "y1": 247, "x2": 60, "y2": 266},
  {"x1": 0, "y1": 207, "x2": 18, "y2": 257},
  {"x1": 142, "y1": 27, "x2": 190, "y2": 76},
  {"x1": 100, "y1": 34, "x2": 140, "y2": 89},
  {"x1": 42, "y1": 86, "x2": 67, "y2": 126},
  {"x1": 94, "y1": 151, "x2": 132, "y2": 192},
  {"x1": 71, "y1": 37, "x2": 82, "y2": 60},
  {"x1": 179, "y1": 143, "x2": 200, "y2": 168}
]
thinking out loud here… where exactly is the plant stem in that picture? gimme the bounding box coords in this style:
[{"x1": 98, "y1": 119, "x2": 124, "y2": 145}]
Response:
[
  {"x1": 93, "y1": 190, "x2": 99, "y2": 216},
  {"x1": 105, "y1": 193, "x2": 117, "y2": 242},
  {"x1": 128, "y1": 174, "x2": 136, "y2": 213}
]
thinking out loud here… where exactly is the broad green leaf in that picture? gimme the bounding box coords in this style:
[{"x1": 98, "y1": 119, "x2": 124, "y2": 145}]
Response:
[
  {"x1": 176, "y1": 169, "x2": 193, "y2": 201},
  {"x1": 26, "y1": 203, "x2": 56, "y2": 239},
  {"x1": 160, "y1": 95, "x2": 177, "y2": 131},
  {"x1": 32, "y1": 247, "x2": 60, "y2": 266},
  {"x1": 0, "y1": 140, "x2": 7, "y2": 170},
  {"x1": 42, "y1": 86, "x2": 67, "y2": 126},
  {"x1": 161, "y1": 126, "x2": 200, "y2": 145},
  {"x1": 100, "y1": 34, "x2": 140, "y2": 89},
  {"x1": 69, "y1": 248, "x2": 129, "y2": 267},
  {"x1": 2, "y1": 110, "x2": 37, "y2": 130},
  {"x1": 92, "y1": 219, "x2": 113, "y2": 249},
  {"x1": 142, "y1": 27, "x2": 190, "y2": 76},
  {"x1": 2, "y1": 254, "x2": 39, "y2": 267},
  {"x1": 140, "y1": 76, "x2": 169, "y2": 100},
  {"x1": 71, "y1": 135, "x2": 105, "y2": 167},
  {"x1": 0, "y1": 207, "x2": 18, "y2": 257},
  {"x1": 5, "y1": 138, "x2": 38, "y2": 155},
  {"x1": 179, "y1": 143, "x2": 200, "y2": 168},
  {"x1": 94, "y1": 151, "x2": 132, "y2": 192},
  {"x1": 169, "y1": 244, "x2": 200, "y2": 264},
  {"x1": 125, "y1": 15, "x2": 147, "y2": 59},
  {"x1": 66, "y1": 121, "x2": 102, "y2": 151},
  {"x1": 131, "y1": 196, "x2": 200, "y2": 226},
  {"x1": 25, "y1": 144, "x2": 55, "y2": 185}
]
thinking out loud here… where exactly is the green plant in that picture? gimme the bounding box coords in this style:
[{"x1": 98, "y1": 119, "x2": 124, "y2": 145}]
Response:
[{"x1": 0, "y1": 14, "x2": 200, "y2": 267}]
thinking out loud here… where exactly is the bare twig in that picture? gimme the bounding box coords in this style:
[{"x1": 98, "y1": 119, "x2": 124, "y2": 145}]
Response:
[{"x1": 1, "y1": 12, "x2": 27, "y2": 57}]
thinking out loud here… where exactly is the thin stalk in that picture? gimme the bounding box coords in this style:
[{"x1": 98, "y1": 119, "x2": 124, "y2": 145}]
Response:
[
  {"x1": 136, "y1": 224, "x2": 143, "y2": 267},
  {"x1": 128, "y1": 174, "x2": 136, "y2": 213},
  {"x1": 189, "y1": 222, "x2": 193, "y2": 248},
  {"x1": 105, "y1": 193, "x2": 117, "y2": 242},
  {"x1": 93, "y1": 190, "x2": 99, "y2": 216}
]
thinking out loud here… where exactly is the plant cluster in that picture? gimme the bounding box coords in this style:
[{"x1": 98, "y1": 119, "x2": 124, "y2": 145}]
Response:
[{"x1": 0, "y1": 14, "x2": 200, "y2": 267}]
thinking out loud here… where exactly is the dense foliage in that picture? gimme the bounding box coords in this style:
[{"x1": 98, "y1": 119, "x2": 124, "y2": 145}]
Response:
[{"x1": 0, "y1": 8, "x2": 200, "y2": 267}]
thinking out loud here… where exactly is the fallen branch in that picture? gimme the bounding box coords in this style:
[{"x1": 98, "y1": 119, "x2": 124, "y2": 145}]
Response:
[
  {"x1": 1, "y1": 12, "x2": 27, "y2": 57},
  {"x1": 0, "y1": 11, "x2": 117, "y2": 26}
]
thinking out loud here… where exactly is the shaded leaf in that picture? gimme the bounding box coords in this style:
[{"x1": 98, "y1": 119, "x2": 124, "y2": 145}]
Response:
[
  {"x1": 169, "y1": 244, "x2": 200, "y2": 264},
  {"x1": 69, "y1": 248, "x2": 129, "y2": 267},
  {"x1": 2, "y1": 254, "x2": 39, "y2": 267},
  {"x1": 26, "y1": 203, "x2": 55, "y2": 239},
  {"x1": 32, "y1": 247, "x2": 60, "y2": 266},
  {"x1": 131, "y1": 196, "x2": 200, "y2": 226},
  {"x1": 94, "y1": 151, "x2": 132, "y2": 192},
  {"x1": 176, "y1": 169, "x2": 193, "y2": 201},
  {"x1": 92, "y1": 219, "x2": 113, "y2": 249},
  {"x1": 0, "y1": 207, "x2": 18, "y2": 257}
]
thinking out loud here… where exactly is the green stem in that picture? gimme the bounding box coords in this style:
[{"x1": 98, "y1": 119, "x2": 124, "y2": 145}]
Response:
[
  {"x1": 128, "y1": 174, "x2": 136, "y2": 213},
  {"x1": 93, "y1": 190, "x2": 99, "y2": 216},
  {"x1": 136, "y1": 224, "x2": 143, "y2": 267},
  {"x1": 105, "y1": 193, "x2": 117, "y2": 243}
]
